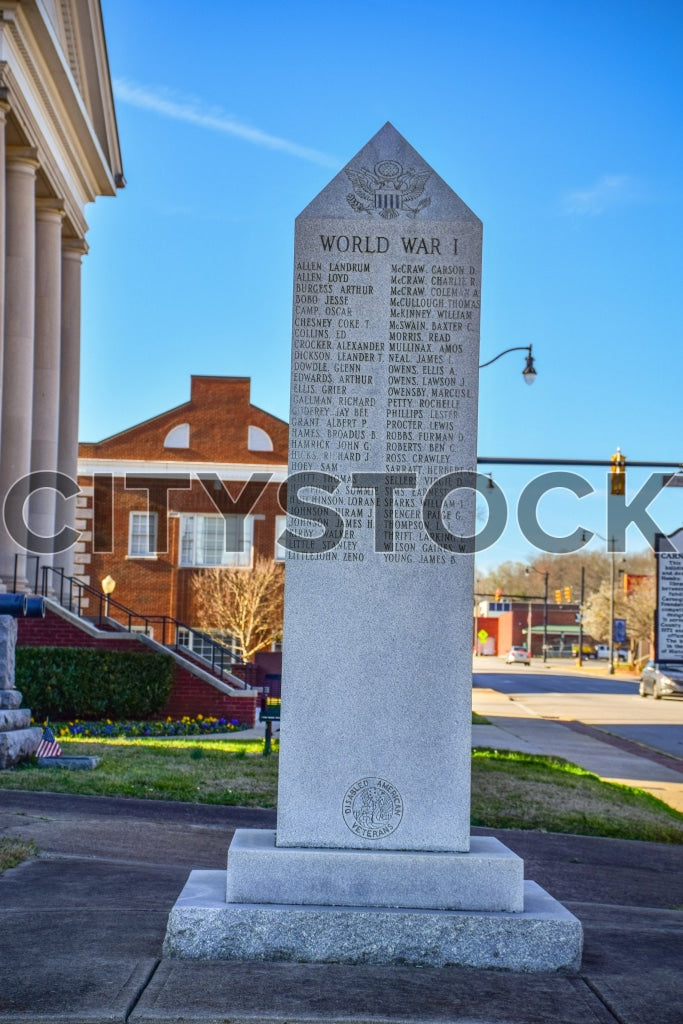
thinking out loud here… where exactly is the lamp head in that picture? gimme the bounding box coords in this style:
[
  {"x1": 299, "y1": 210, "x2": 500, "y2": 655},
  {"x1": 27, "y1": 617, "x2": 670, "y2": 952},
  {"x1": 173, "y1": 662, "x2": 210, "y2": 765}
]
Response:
[
  {"x1": 101, "y1": 574, "x2": 116, "y2": 596},
  {"x1": 522, "y1": 346, "x2": 537, "y2": 385}
]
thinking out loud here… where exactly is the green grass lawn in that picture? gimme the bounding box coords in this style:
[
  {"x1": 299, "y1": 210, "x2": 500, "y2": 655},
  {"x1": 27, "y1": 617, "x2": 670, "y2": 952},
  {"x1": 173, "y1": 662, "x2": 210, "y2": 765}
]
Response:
[
  {"x1": 471, "y1": 748, "x2": 683, "y2": 844},
  {"x1": 3, "y1": 738, "x2": 278, "y2": 806},
  {"x1": 1, "y1": 736, "x2": 681, "y2": 843}
]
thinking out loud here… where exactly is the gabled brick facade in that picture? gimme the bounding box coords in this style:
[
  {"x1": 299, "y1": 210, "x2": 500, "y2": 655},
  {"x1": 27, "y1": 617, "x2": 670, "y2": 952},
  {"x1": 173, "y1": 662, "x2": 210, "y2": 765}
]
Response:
[{"x1": 76, "y1": 376, "x2": 288, "y2": 632}]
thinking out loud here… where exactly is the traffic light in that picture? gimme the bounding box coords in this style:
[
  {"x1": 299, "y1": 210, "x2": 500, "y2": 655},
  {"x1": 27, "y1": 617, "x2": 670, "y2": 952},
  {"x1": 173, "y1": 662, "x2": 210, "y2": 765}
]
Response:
[
  {"x1": 494, "y1": 588, "x2": 502, "y2": 601},
  {"x1": 610, "y1": 447, "x2": 626, "y2": 495},
  {"x1": 564, "y1": 586, "x2": 572, "y2": 602},
  {"x1": 554, "y1": 589, "x2": 562, "y2": 604}
]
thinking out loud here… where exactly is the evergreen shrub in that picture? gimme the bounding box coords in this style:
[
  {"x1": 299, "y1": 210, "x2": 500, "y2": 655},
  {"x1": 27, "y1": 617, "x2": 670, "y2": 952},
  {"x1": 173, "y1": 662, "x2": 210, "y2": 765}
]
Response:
[{"x1": 16, "y1": 647, "x2": 174, "y2": 719}]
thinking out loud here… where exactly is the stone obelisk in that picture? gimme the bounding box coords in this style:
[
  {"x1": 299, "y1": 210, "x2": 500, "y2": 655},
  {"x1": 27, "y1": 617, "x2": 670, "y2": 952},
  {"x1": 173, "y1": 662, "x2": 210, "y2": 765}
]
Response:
[{"x1": 277, "y1": 122, "x2": 481, "y2": 853}]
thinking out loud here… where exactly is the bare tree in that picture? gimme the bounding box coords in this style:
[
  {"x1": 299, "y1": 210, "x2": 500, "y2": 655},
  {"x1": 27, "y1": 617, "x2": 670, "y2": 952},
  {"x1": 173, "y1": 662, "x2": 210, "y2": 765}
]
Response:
[
  {"x1": 581, "y1": 575, "x2": 655, "y2": 660},
  {"x1": 191, "y1": 557, "x2": 284, "y2": 663}
]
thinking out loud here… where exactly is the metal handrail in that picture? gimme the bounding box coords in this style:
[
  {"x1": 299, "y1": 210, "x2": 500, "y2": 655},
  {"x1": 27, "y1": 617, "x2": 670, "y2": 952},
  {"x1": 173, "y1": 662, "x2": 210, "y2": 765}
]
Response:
[{"x1": 32, "y1": 563, "x2": 248, "y2": 687}]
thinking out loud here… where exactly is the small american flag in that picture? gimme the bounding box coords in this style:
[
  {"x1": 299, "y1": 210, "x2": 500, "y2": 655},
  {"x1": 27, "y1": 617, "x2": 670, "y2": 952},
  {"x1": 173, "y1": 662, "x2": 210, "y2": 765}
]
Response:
[{"x1": 36, "y1": 725, "x2": 62, "y2": 758}]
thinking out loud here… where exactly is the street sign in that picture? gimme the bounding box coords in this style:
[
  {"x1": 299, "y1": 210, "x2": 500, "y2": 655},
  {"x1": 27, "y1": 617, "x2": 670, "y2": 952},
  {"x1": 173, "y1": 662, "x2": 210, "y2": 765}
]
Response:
[
  {"x1": 612, "y1": 618, "x2": 627, "y2": 644},
  {"x1": 477, "y1": 629, "x2": 489, "y2": 642},
  {"x1": 655, "y1": 528, "x2": 683, "y2": 662},
  {"x1": 662, "y1": 474, "x2": 683, "y2": 488}
]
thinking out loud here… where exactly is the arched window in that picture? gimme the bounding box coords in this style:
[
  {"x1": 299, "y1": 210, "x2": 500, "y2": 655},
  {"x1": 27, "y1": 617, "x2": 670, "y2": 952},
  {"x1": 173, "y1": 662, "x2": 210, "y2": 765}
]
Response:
[
  {"x1": 248, "y1": 425, "x2": 273, "y2": 451},
  {"x1": 164, "y1": 423, "x2": 190, "y2": 448}
]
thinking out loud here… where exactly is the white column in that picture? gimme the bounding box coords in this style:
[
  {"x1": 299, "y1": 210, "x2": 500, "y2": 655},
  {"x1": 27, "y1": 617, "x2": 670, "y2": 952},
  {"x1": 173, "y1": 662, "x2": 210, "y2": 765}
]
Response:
[
  {"x1": 29, "y1": 199, "x2": 65, "y2": 582},
  {"x1": 0, "y1": 92, "x2": 8, "y2": 422},
  {"x1": 53, "y1": 237, "x2": 87, "y2": 579},
  {"x1": 0, "y1": 147, "x2": 38, "y2": 589}
]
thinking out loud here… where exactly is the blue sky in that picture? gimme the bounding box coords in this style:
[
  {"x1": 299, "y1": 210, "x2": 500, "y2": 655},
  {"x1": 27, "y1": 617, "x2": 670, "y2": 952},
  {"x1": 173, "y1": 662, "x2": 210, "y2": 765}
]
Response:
[{"x1": 82, "y1": 0, "x2": 683, "y2": 567}]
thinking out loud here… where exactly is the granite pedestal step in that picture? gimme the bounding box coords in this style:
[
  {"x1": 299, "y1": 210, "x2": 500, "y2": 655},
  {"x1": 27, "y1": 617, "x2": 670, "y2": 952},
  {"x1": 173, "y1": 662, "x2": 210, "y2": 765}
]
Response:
[
  {"x1": 0, "y1": 724, "x2": 42, "y2": 769},
  {"x1": 164, "y1": 834, "x2": 583, "y2": 972},
  {"x1": 225, "y1": 829, "x2": 524, "y2": 912}
]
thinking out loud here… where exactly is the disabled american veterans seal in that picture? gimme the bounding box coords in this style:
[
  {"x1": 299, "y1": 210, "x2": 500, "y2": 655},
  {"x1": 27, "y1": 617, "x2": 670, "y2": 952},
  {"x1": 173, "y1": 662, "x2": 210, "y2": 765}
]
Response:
[{"x1": 342, "y1": 777, "x2": 403, "y2": 839}]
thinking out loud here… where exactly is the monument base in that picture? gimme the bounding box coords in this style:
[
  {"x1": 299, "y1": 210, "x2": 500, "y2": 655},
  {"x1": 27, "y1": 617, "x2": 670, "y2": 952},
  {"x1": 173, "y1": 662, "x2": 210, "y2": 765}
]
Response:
[
  {"x1": 0, "y1": 726, "x2": 42, "y2": 769},
  {"x1": 164, "y1": 870, "x2": 581, "y2": 971},
  {"x1": 164, "y1": 829, "x2": 583, "y2": 973},
  {"x1": 225, "y1": 829, "x2": 524, "y2": 912}
]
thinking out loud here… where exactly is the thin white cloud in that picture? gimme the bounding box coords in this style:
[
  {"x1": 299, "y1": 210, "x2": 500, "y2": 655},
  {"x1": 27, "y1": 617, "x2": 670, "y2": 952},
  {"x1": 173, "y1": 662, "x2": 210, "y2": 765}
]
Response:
[
  {"x1": 563, "y1": 174, "x2": 632, "y2": 215},
  {"x1": 114, "y1": 79, "x2": 338, "y2": 168}
]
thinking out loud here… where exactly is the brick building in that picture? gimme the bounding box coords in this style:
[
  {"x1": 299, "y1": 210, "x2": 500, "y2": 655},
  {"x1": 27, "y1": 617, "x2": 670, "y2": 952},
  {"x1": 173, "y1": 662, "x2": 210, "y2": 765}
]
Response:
[
  {"x1": 74, "y1": 375, "x2": 288, "y2": 652},
  {"x1": 474, "y1": 599, "x2": 591, "y2": 657}
]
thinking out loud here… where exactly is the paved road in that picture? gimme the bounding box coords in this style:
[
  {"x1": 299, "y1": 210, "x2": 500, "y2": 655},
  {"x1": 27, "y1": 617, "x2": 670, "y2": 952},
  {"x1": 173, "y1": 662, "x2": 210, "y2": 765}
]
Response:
[{"x1": 473, "y1": 659, "x2": 683, "y2": 761}]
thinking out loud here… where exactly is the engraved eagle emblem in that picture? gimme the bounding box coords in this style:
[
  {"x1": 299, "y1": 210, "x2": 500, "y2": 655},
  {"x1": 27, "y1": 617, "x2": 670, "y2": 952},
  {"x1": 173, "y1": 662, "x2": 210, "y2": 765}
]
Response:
[{"x1": 345, "y1": 159, "x2": 431, "y2": 219}]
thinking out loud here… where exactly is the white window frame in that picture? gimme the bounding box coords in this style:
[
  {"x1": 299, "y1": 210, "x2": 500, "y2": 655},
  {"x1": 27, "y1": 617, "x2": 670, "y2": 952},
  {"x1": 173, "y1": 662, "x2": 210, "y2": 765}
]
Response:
[
  {"x1": 178, "y1": 514, "x2": 253, "y2": 568},
  {"x1": 248, "y1": 425, "x2": 273, "y2": 451},
  {"x1": 128, "y1": 511, "x2": 158, "y2": 557},
  {"x1": 274, "y1": 514, "x2": 287, "y2": 561},
  {"x1": 177, "y1": 627, "x2": 239, "y2": 663}
]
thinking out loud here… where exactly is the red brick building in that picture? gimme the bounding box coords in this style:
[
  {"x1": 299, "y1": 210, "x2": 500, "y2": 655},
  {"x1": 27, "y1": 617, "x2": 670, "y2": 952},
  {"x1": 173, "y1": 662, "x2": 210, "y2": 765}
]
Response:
[
  {"x1": 474, "y1": 600, "x2": 591, "y2": 657},
  {"x1": 75, "y1": 375, "x2": 288, "y2": 647}
]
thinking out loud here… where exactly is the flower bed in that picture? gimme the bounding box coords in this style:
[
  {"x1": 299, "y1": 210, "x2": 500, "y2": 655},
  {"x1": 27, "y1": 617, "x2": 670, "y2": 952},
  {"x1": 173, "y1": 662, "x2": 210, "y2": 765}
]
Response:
[{"x1": 49, "y1": 715, "x2": 249, "y2": 739}]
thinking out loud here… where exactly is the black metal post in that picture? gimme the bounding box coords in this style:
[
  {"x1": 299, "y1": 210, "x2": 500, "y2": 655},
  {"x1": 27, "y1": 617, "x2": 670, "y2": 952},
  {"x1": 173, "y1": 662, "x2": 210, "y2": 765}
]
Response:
[
  {"x1": 578, "y1": 566, "x2": 585, "y2": 666},
  {"x1": 609, "y1": 538, "x2": 615, "y2": 675},
  {"x1": 543, "y1": 572, "x2": 549, "y2": 663}
]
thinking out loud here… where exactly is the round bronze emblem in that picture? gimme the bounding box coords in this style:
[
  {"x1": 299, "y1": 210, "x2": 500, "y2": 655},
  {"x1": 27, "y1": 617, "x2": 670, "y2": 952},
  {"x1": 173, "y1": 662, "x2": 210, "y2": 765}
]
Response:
[{"x1": 342, "y1": 777, "x2": 403, "y2": 839}]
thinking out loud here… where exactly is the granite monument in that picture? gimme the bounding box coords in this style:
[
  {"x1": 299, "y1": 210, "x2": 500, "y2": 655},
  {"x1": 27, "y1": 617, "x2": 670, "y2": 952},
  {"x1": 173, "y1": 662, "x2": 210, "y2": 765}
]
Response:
[{"x1": 164, "y1": 124, "x2": 582, "y2": 970}]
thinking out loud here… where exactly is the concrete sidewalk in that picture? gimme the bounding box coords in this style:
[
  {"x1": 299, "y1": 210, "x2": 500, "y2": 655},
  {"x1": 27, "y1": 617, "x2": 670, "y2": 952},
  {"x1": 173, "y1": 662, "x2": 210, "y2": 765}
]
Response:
[
  {"x1": 0, "y1": 789, "x2": 681, "y2": 1023},
  {"x1": 471, "y1": 686, "x2": 683, "y2": 812}
]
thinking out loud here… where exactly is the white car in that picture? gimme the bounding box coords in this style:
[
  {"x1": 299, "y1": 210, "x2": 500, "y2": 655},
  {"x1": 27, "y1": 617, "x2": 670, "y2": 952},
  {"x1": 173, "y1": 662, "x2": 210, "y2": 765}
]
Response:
[
  {"x1": 506, "y1": 646, "x2": 530, "y2": 665},
  {"x1": 596, "y1": 645, "x2": 628, "y2": 662}
]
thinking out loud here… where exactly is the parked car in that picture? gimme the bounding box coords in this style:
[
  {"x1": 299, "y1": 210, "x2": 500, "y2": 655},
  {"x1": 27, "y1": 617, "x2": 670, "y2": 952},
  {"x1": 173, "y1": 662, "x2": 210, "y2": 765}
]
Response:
[
  {"x1": 595, "y1": 645, "x2": 628, "y2": 662},
  {"x1": 639, "y1": 661, "x2": 683, "y2": 699},
  {"x1": 572, "y1": 644, "x2": 596, "y2": 659},
  {"x1": 505, "y1": 646, "x2": 530, "y2": 665}
]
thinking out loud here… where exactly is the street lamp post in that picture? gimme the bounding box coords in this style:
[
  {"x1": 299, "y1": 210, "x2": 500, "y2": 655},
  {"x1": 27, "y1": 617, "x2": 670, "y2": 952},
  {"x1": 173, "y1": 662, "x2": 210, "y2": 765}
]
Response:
[{"x1": 101, "y1": 574, "x2": 115, "y2": 621}]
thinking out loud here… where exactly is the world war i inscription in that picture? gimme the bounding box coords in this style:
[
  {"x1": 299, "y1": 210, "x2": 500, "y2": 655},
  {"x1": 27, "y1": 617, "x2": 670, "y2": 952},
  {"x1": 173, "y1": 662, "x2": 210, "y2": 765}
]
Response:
[{"x1": 289, "y1": 217, "x2": 479, "y2": 564}]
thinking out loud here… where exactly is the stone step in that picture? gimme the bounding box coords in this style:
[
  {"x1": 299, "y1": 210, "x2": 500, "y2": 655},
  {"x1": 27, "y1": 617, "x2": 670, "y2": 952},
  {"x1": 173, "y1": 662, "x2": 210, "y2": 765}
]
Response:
[
  {"x1": 0, "y1": 689, "x2": 24, "y2": 709},
  {"x1": 0, "y1": 707, "x2": 31, "y2": 731},
  {"x1": 0, "y1": 725, "x2": 42, "y2": 769}
]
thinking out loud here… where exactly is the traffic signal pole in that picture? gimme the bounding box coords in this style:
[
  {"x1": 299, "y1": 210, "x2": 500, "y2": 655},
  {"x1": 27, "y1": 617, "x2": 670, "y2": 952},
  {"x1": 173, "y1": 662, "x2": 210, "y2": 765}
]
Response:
[{"x1": 578, "y1": 566, "x2": 585, "y2": 667}]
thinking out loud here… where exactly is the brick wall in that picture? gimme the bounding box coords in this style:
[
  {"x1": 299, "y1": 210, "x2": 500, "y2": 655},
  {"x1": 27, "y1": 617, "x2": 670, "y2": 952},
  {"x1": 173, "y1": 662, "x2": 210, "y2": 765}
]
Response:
[
  {"x1": 161, "y1": 665, "x2": 258, "y2": 724},
  {"x1": 17, "y1": 611, "x2": 257, "y2": 727}
]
